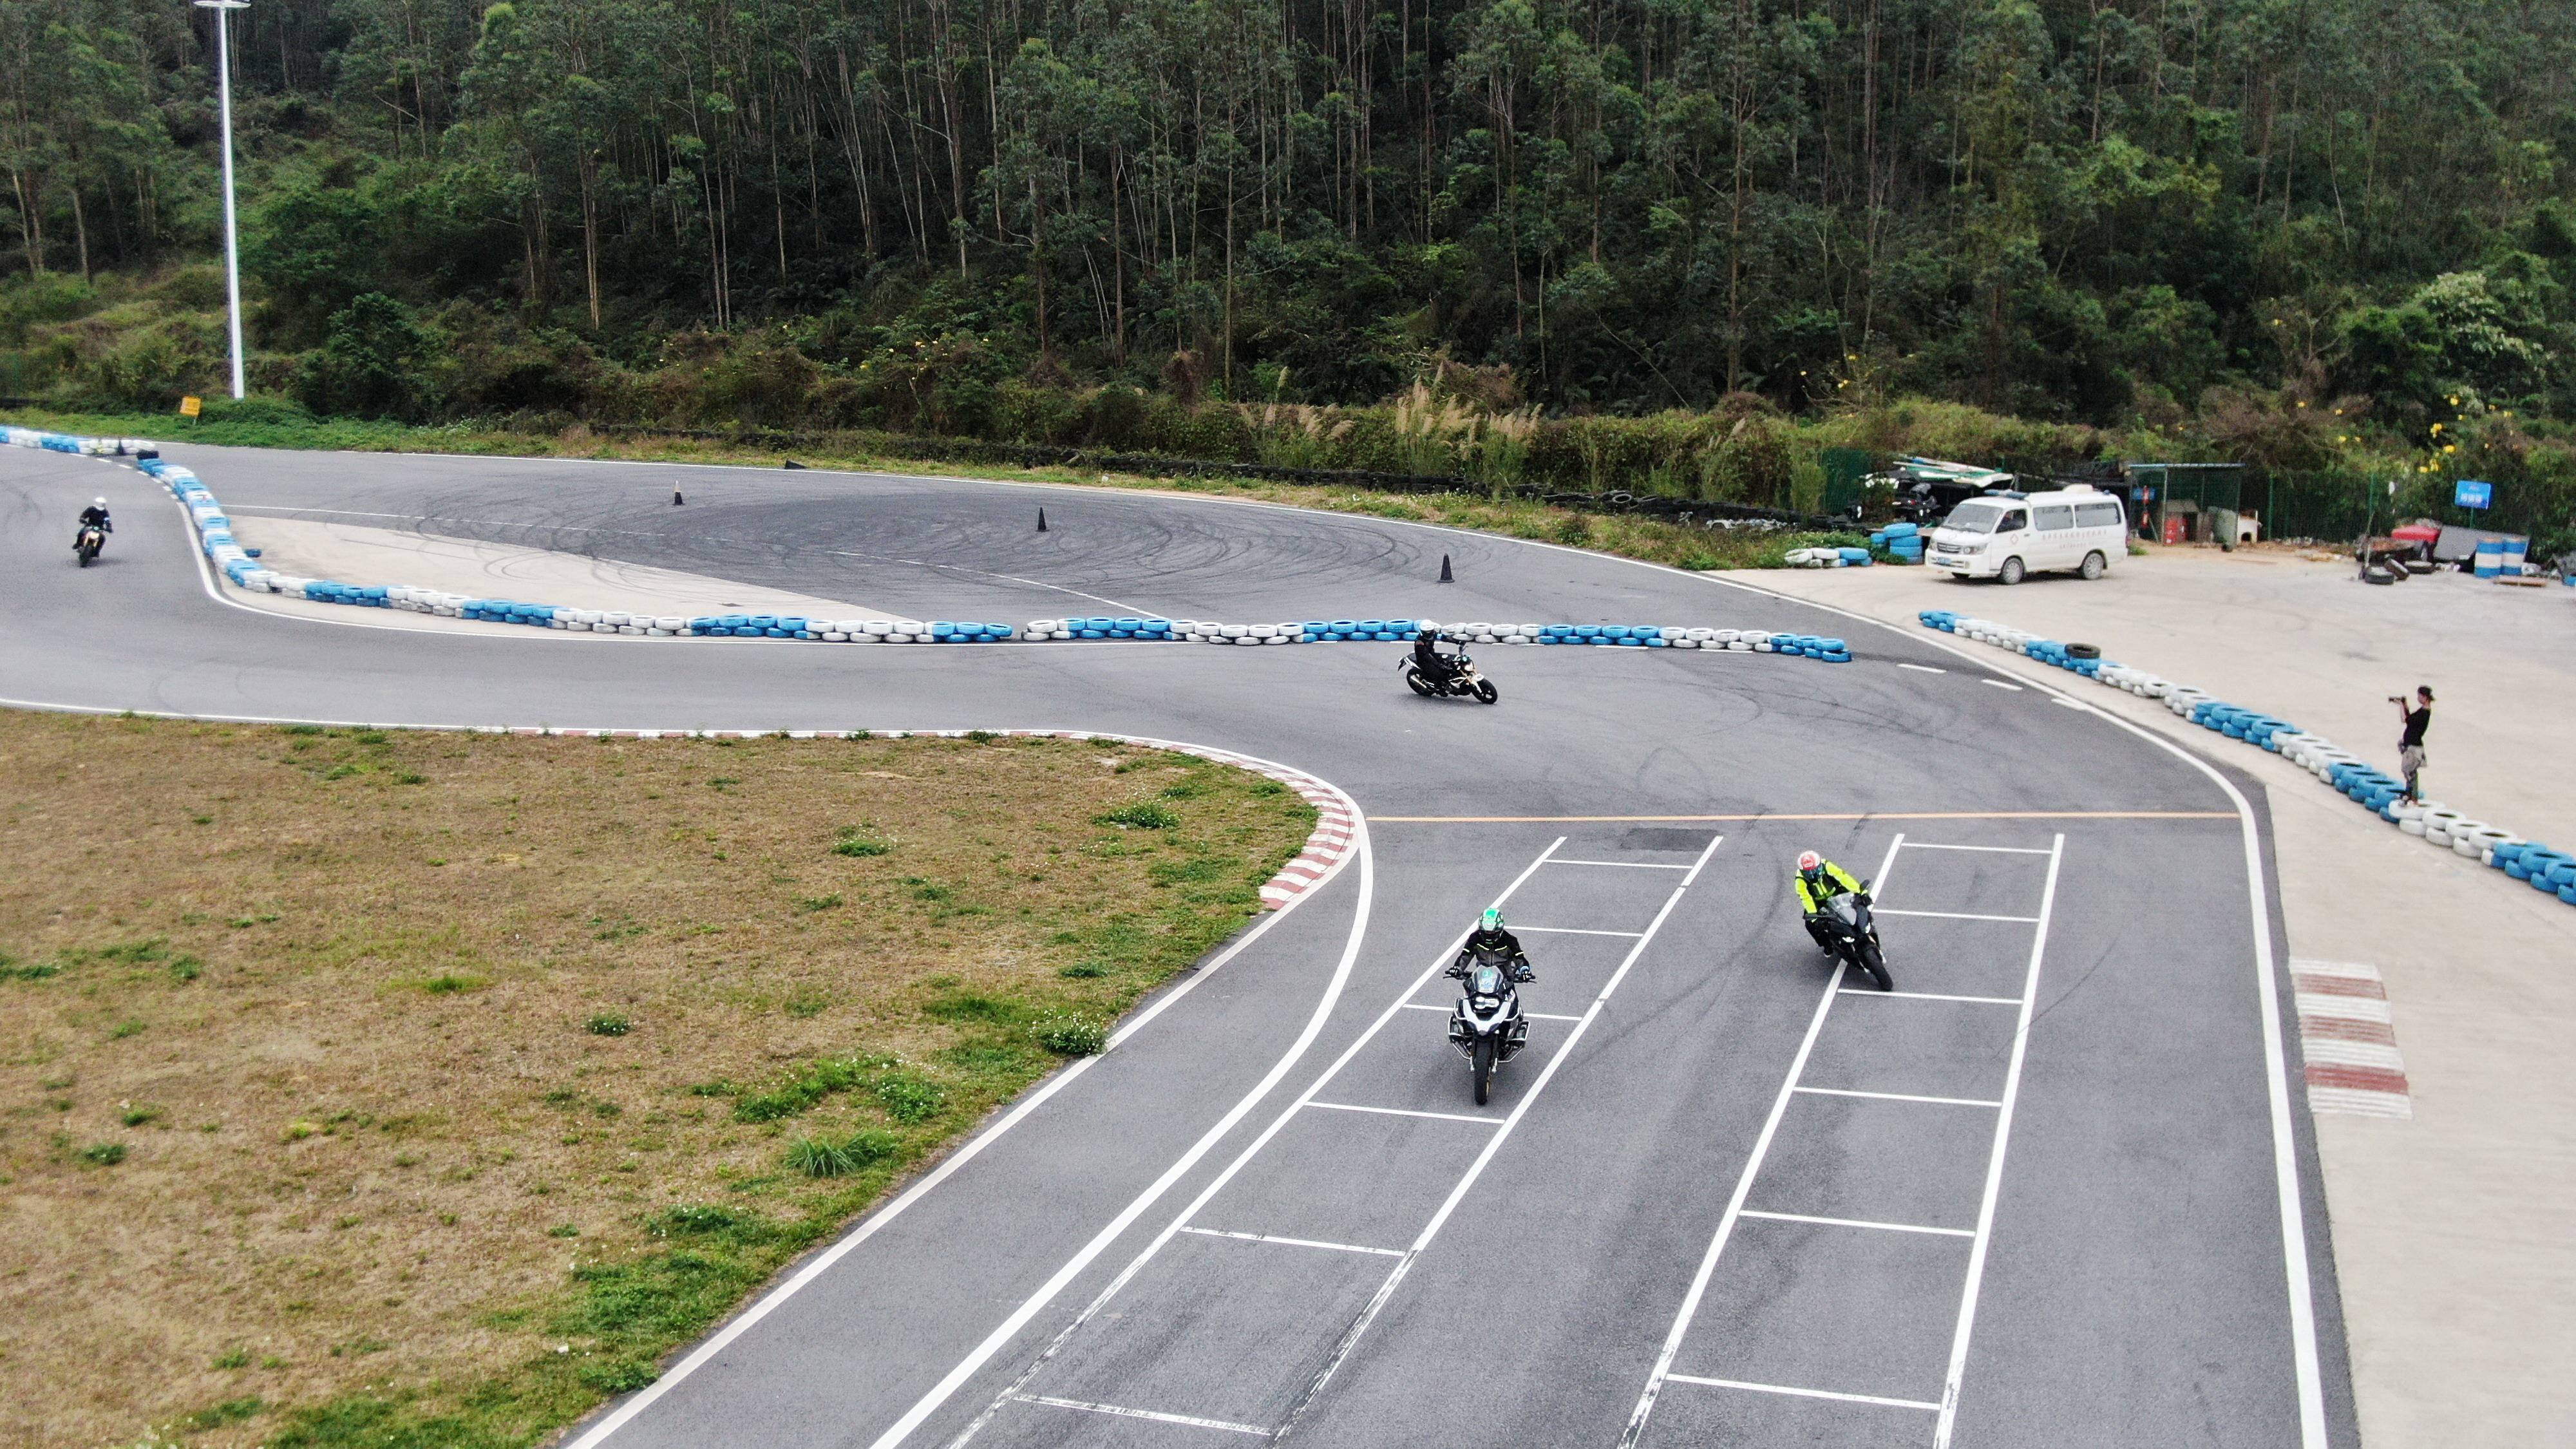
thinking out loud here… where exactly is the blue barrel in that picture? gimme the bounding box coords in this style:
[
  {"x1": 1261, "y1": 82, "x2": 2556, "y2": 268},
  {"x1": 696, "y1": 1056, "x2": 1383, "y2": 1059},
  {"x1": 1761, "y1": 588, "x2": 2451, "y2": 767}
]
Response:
[
  {"x1": 2474, "y1": 539, "x2": 2503, "y2": 578},
  {"x1": 2501, "y1": 537, "x2": 2528, "y2": 575}
]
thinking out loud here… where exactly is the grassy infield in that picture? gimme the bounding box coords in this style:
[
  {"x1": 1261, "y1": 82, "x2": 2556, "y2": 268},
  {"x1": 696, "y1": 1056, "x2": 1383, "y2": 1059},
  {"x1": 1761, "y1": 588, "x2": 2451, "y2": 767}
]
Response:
[
  {"x1": 0, "y1": 714, "x2": 1314, "y2": 1448},
  {"x1": 5, "y1": 404, "x2": 1879, "y2": 573}
]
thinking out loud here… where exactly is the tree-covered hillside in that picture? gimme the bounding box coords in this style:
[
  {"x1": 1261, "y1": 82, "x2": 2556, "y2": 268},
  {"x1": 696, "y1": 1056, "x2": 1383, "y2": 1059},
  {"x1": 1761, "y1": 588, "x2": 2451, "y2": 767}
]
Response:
[{"x1": 6, "y1": 0, "x2": 2576, "y2": 437}]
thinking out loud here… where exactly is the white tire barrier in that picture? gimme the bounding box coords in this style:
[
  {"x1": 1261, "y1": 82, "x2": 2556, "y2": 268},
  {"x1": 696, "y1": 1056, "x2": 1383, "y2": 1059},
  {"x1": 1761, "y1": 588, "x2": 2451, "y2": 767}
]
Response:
[{"x1": 1919, "y1": 606, "x2": 2566, "y2": 909}]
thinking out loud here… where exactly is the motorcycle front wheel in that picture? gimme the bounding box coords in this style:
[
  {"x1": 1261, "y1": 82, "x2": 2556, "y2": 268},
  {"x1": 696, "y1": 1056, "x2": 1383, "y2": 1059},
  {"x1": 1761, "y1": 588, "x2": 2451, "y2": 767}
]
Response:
[
  {"x1": 1858, "y1": 940, "x2": 1893, "y2": 992},
  {"x1": 1472, "y1": 1037, "x2": 1497, "y2": 1105},
  {"x1": 1473, "y1": 679, "x2": 1499, "y2": 705},
  {"x1": 1404, "y1": 667, "x2": 1436, "y2": 698}
]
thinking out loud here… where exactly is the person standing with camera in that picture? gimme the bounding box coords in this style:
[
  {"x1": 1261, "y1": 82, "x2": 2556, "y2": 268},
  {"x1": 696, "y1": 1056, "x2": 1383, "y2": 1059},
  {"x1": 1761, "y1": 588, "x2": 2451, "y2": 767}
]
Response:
[{"x1": 2392, "y1": 686, "x2": 2434, "y2": 802}]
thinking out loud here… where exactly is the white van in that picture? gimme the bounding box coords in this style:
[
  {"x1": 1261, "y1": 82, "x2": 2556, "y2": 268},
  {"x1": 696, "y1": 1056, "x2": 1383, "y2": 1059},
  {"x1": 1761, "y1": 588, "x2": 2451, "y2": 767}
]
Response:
[{"x1": 1925, "y1": 486, "x2": 2127, "y2": 583}]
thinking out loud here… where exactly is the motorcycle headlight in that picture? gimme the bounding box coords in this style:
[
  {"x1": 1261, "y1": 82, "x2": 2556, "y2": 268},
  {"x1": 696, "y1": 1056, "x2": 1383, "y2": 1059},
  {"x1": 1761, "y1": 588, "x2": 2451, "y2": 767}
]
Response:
[{"x1": 1472, "y1": 995, "x2": 1500, "y2": 1011}]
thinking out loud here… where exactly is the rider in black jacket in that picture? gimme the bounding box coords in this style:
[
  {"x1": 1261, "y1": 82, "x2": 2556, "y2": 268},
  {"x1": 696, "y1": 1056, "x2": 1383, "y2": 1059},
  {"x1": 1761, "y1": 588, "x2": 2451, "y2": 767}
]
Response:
[
  {"x1": 1450, "y1": 909, "x2": 1536, "y2": 983},
  {"x1": 1412, "y1": 627, "x2": 1459, "y2": 687},
  {"x1": 75, "y1": 497, "x2": 112, "y2": 546}
]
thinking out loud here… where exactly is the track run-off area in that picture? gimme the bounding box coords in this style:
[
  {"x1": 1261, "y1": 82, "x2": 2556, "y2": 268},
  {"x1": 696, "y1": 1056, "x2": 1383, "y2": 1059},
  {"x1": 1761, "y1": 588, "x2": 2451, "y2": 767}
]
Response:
[{"x1": 1, "y1": 442, "x2": 2358, "y2": 1448}]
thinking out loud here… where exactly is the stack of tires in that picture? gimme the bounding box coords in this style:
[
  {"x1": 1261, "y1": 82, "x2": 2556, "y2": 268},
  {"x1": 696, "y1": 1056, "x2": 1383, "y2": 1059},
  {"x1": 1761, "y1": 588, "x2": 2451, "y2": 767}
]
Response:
[{"x1": 1869, "y1": 522, "x2": 1925, "y2": 564}]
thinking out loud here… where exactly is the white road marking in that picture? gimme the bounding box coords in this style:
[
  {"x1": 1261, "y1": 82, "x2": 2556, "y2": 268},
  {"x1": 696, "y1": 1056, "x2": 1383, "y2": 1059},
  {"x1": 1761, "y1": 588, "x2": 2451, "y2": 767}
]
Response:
[
  {"x1": 1548, "y1": 857, "x2": 1694, "y2": 870},
  {"x1": 1010, "y1": 1396, "x2": 1271, "y2": 1436},
  {"x1": 919, "y1": 842, "x2": 1573, "y2": 1449},
  {"x1": 1933, "y1": 835, "x2": 2065, "y2": 1446},
  {"x1": 1513, "y1": 925, "x2": 1646, "y2": 938},
  {"x1": 540, "y1": 746, "x2": 1367, "y2": 1449},
  {"x1": 1873, "y1": 908, "x2": 2041, "y2": 922},
  {"x1": 1616, "y1": 833, "x2": 1906, "y2": 1448},
  {"x1": 817, "y1": 824, "x2": 1387, "y2": 1449},
  {"x1": 1662, "y1": 1375, "x2": 1940, "y2": 1412},
  {"x1": 1303, "y1": 1101, "x2": 1500, "y2": 1126},
  {"x1": 1899, "y1": 842, "x2": 2053, "y2": 855},
  {"x1": 1897, "y1": 662, "x2": 1949, "y2": 674},
  {"x1": 1179, "y1": 1228, "x2": 1402, "y2": 1258},
  {"x1": 1269, "y1": 832, "x2": 1727, "y2": 1440},
  {"x1": 1980, "y1": 678, "x2": 2024, "y2": 692},
  {"x1": 1841, "y1": 989, "x2": 2024, "y2": 1006},
  {"x1": 1738, "y1": 1209, "x2": 1973, "y2": 1238},
  {"x1": 1794, "y1": 1087, "x2": 2002, "y2": 1108}
]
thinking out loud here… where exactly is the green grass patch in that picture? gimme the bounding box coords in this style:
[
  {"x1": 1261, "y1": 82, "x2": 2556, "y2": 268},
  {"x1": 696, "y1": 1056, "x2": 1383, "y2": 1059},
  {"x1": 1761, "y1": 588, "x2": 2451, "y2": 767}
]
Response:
[{"x1": 1097, "y1": 802, "x2": 1181, "y2": 830}]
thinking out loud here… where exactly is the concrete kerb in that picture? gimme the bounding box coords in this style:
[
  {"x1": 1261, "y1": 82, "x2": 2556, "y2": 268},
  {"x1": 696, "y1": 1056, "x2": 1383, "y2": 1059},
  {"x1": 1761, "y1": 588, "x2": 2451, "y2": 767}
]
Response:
[
  {"x1": 10, "y1": 424, "x2": 1856, "y2": 661},
  {"x1": 1915, "y1": 608, "x2": 2574, "y2": 910}
]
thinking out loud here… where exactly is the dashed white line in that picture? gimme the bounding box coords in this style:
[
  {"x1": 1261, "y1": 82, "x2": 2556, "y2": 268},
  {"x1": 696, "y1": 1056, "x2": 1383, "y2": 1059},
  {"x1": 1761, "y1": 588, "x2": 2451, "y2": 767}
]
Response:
[
  {"x1": 1513, "y1": 925, "x2": 1647, "y2": 938},
  {"x1": 1839, "y1": 989, "x2": 2023, "y2": 1005},
  {"x1": 1897, "y1": 662, "x2": 1949, "y2": 674},
  {"x1": 1794, "y1": 1087, "x2": 2002, "y2": 1108},
  {"x1": 1980, "y1": 678, "x2": 2024, "y2": 692},
  {"x1": 1873, "y1": 909, "x2": 2041, "y2": 923},
  {"x1": 1898, "y1": 842, "x2": 2053, "y2": 855},
  {"x1": 1738, "y1": 1209, "x2": 1974, "y2": 1238},
  {"x1": 1010, "y1": 1396, "x2": 1271, "y2": 1437},
  {"x1": 1303, "y1": 1101, "x2": 1501, "y2": 1126},
  {"x1": 1663, "y1": 1376, "x2": 1940, "y2": 1413},
  {"x1": 1179, "y1": 1227, "x2": 1402, "y2": 1258},
  {"x1": 1548, "y1": 857, "x2": 1694, "y2": 870}
]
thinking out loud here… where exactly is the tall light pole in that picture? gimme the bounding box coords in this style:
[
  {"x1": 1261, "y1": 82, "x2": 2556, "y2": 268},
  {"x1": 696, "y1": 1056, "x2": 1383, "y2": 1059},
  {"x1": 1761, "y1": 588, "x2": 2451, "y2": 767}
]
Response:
[{"x1": 197, "y1": 0, "x2": 250, "y2": 400}]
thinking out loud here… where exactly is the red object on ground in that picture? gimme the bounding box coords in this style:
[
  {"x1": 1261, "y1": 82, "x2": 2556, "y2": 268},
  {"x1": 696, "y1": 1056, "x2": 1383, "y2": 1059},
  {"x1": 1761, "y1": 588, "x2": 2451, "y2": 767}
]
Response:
[
  {"x1": 2163, "y1": 515, "x2": 2186, "y2": 545},
  {"x1": 2391, "y1": 523, "x2": 2441, "y2": 545}
]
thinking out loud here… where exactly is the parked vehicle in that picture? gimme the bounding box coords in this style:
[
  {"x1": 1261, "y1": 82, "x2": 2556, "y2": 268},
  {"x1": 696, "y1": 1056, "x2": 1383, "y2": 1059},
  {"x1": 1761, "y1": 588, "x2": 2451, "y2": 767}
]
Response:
[
  {"x1": 1812, "y1": 891, "x2": 1894, "y2": 992},
  {"x1": 1925, "y1": 485, "x2": 2126, "y2": 584},
  {"x1": 1446, "y1": 948, "x2": 1531, "y2": 1105},
  {"x1": 73, "y1": 524, "x2": 107, "y2": 567}
]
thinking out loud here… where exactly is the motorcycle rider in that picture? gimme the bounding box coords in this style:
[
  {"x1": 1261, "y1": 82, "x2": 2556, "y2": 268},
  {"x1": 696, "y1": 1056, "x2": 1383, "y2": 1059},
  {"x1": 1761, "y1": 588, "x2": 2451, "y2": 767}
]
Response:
[
  {"x1": 75, "y1": 497, "x2": 112, "y2": 551},
  {"x1": 1412, "y1": 627, "x2": 1461, "y2": 688},
  {"x1": 1450, "y1": 907, "x2": 1535, "y2": 983},
  {"x1": 1794, "y1": 849, "x2": 1869, "y2": 954}
]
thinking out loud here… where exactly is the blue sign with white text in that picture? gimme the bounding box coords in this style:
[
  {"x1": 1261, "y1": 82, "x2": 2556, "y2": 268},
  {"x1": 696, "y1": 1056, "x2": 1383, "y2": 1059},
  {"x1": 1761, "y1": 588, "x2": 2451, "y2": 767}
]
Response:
[{"x1": 2455, "y1": 478, "x2": 2493, "y2": 509}]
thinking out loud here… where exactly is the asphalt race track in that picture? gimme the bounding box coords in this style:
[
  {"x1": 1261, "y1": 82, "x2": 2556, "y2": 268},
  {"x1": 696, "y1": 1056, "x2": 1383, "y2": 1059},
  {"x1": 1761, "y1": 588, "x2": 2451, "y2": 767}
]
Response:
[{"x1": 1, "y1": 442, "x2": 2360, "y2": 1448}]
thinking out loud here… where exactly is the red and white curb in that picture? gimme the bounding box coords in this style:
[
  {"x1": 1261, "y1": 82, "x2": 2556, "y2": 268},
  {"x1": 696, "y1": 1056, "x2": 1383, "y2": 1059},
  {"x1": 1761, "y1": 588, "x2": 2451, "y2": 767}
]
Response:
[
  {"x1": 2290, "y1": 958, "x2": 2412, "y2": 1119},
  {"x1": 313, "y1": 722, "x2": 1359, "y2": 913}
]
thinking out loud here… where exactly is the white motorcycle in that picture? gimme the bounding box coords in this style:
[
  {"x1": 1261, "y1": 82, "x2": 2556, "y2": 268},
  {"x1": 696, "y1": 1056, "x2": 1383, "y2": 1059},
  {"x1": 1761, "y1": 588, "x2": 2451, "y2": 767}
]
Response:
[{"x1": 1446, "y1": 947, "x2": 1532, "y2": 1104}]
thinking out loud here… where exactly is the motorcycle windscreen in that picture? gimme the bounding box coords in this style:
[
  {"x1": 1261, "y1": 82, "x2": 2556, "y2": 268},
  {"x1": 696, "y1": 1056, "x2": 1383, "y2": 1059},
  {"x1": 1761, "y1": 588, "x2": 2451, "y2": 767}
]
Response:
[
  {"x1": 1826, "y1": 894, "x2": 1861, "y2": 927},
  {"x1": 1470, "y1": 964, "x2": 1506, "y2": 996}
]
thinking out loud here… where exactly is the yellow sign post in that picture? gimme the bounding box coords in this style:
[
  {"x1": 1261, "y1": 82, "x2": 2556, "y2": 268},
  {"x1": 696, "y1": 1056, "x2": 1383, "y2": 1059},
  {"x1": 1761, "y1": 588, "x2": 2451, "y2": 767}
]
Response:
[{"x1": 178, "y1": 395, "x2": 203, "y2": 419}]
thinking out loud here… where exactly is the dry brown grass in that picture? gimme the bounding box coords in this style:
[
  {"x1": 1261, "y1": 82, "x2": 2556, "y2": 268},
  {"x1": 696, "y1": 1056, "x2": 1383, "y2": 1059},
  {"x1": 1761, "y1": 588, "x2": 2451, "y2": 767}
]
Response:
[{"x1": 0, "y1": 712, "x2": 1312, "y2": 1449}]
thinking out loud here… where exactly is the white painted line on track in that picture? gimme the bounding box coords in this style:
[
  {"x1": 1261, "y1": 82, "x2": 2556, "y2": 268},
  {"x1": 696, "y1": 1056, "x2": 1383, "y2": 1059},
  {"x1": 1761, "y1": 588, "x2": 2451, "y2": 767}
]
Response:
[
  {"x1": 916, "y1": 841, "x2": 1572, "y2": 1449},
  {"x1": 1933, "y1": 835, "x2": 2065, "y2": 1446},
  {"x1": 1980, "y1": 678, "x2": 2024, "y2": 692},
  {"x1": 1513, "y1": 925, "x2": 1646, "y2": 938},
  {"x1": 1548, "y1": 857, "x2": 1694, "y2": 870},
  {"x1": 578, "y1": 787, "x2": 1378, "y2": 1449},
  {"x1": 1738, "y1": 1209, "x2": 1975, "y2": 1238},
  {"x1": 1872, "y1": 907, "x2": 2041, "y2": 922},
  {"x1": 1303, "y1": 1101, "x2": 1501, "y2": 1126},
  {"x1": 1010, "y1": 1396, "x2": 1271, "y2": 1436},
  {"x1": 1179, "y1": 1228, "x2": 1403, "y2": 1258},
  {"x1": 1710, "y1": 573, "x2": 2328, "y2": 1449},
  {"x1": 1841, "y1": 989, "x2": 2024, "y2": 1006},
  {"x1": 1619, "y1": 834, "x2": 1904, "y2": 1448},
  {"x1": 1794, "y1": 1087, "x2": 2002, "y2": 1109},
  {"x1": 1662, "y1": 1375, "x2": 1940, "y2": 1412},
  {"x1": 1897, "y1": 662, "x2": 1949, "y2": 674},
  {"x1": 1269, "y1": 831, "x2": 1727, "y2": 1441},
  {"x1": 1899, "y1": 842, "x2": 2054, "y2": 855}
]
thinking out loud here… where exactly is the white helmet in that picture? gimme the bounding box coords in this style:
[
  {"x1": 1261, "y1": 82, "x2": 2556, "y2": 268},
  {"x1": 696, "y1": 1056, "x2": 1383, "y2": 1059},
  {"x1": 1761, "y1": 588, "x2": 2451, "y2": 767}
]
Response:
[{"x1": 94, "y1": 496, "x2": 107, "y2": 507}]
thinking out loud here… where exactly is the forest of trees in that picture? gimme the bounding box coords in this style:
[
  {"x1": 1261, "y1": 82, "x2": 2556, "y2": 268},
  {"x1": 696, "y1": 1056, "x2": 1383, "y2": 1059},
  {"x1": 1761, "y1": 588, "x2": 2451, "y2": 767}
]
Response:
[{"x1": 5, "y1": 0, "x2": 2576, "y2": 439}]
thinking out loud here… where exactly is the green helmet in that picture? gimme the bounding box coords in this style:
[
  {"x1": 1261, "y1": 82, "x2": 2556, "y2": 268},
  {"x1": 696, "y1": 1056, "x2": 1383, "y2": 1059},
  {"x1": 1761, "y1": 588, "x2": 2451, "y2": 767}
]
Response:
[{"x1": 1481, "y1": 908, "x2": 1504, "y2": 933}]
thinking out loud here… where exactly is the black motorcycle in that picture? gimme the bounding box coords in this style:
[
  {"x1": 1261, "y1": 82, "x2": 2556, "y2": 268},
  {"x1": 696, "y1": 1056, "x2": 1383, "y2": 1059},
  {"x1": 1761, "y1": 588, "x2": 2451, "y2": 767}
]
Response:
[
  {"x1": 1445, "y1": 947, "x2": 1531, "y2": 1105},
  {"x1": 1401, "y1": 642, "x2": 1499, "y2": 704},
  {"x1": 1814, "y1": 891, "x2": 1895, "y2": 992},
  {"x1": 73, "y1": 524, "x2": 107, "y2": 567}
]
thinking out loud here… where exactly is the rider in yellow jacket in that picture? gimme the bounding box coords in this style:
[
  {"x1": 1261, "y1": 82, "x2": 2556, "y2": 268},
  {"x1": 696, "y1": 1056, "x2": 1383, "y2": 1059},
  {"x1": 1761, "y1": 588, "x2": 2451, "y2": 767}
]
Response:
[{"x1": 1795, "y1": 849, "x2": 1867, "y2": 953}]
